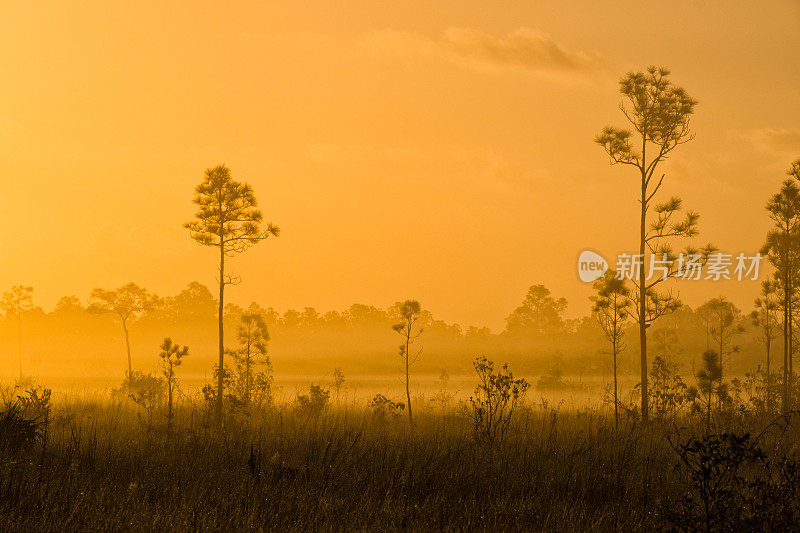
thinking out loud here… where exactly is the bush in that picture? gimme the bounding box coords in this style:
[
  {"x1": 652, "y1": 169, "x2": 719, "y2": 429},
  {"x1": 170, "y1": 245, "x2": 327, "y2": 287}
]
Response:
[
  {"x1": 295, "y1": 384, "x2": 330, "y2": 416},
  {"x1": 369, "y1": 394, "x2": 405, "y2": 422},
  {"x1": 112, "y1": 371, "x2": 165, "y2": 401},
  {"x1": 17, "y1": 386, "x2": 52, "y2": 424},
  {"x1": 666, "y1": 431, "x2": 800, "y2": 531},
  {"x1": 649, "y1": 355, "x2": 691, "y2": 421},
  {"x1": 121, "y1": 373, "x2": 166, "y2": 427},
  {"x1": 203, "y1": 363, "x2": 274, "y2": 416},
  {"x1": 467, "y1": 356, "x2": 529, "y2": 444},
  {"x1": 0, "y1": 400, "x2": 43, "y2": 454}
]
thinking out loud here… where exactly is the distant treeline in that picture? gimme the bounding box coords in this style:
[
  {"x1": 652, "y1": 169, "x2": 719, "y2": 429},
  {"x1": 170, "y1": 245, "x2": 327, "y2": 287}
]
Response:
[{"x1": 0, "y1": 282, "x2": 768, "y2": 382}]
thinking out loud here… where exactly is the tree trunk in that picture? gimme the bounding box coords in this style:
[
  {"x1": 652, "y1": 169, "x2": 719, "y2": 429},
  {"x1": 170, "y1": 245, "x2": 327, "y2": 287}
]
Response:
[
  {"x1": 718, "y1": 317, "x2": 724, "y2": 379},
  {"x1": 122, "y1": 318, "x2": 132, "y2": 391},
  {"x1": 17, "y1": 309, "x2": 22, "y2": 381},
  {"x1": 783, "y1": 268, "x2": 790, "y2": 413},
  {"x1": 788, "y1": 294, "x2": 793, "y2": 410},
  {"x1": 613, "y1": 348, "x2": 619, "y2": 430},
  {"x1": 245, "y1": 341, "x2": 251, "y2": 407},
  {"x1": 217, "y1": 243, "x2": 225, "y2": 426},
  {"x1": 405, "y1": 330, "x2": 413, "y2": 425},
  {"x1": 766, "y1": 332, "x2": 771, "y2": 411},
  {"x1": 167, "y1": 373, "x2": 174, "y2": 430},
  {"x1": 639, "y1": 172, "x2": 649, "y2": 422}
]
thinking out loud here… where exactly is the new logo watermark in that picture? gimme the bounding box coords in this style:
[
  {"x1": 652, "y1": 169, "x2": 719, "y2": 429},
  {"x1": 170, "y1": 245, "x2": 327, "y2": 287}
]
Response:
[
  {"x1": 577, "y1": 250, "x2": 609, "y2": 282},
  {"x1": 577, "y1": 251, "x2": 762, "y2": 283}
]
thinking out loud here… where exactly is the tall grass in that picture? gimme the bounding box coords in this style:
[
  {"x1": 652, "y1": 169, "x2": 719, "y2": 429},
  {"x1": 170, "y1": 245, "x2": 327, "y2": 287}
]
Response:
[{"x1": 0, "y1": 394, "x2": 797, "y2": 531}]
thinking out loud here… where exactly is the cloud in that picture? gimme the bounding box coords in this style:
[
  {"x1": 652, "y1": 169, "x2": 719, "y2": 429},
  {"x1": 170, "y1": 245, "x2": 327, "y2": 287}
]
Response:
[
  {"x1": 361, "y1": 27, "x2": 602, "y2": 77},
  {"x1": 441, "y1": 27, "x2": 598, "y2": 73},
  {"x1": 746, "y1": 128, "x2": 800, "y2": 155}
]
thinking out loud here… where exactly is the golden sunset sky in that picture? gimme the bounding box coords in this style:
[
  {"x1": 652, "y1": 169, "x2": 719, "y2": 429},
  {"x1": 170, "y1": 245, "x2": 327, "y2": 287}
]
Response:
[{"x1": 1, "y1": 1, "x2": 798, "y2": 330}]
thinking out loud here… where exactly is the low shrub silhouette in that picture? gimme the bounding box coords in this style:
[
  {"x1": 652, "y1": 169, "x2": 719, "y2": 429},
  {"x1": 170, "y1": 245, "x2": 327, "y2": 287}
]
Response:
[
  {"x1": 368, "y1": 393, "x2": 405, "y2": 422},
  {"x1": 112, "y1": 371, "x2": 165, "y2": 401},
  {"x1": 0, "y1": 400, "x2": 43, "y2": 454},
  {"x1": 467, "y1": 356, "x2": 529, "y2": 444},
  {"x1": 667, "y1": 429, "x2": 800, "y2": 531},
  {"x1": 295, "y1": 384, "x2": 330, "y2": 416}
]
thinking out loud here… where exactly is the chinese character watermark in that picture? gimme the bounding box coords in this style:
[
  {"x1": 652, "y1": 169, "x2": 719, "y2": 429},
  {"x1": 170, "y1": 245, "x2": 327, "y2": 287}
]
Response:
[{"x1": 577, "y1": 251, "x2": 762, "y2": 283}]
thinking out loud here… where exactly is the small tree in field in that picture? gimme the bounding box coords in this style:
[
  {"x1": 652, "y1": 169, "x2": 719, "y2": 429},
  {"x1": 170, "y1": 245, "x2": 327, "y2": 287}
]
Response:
[
  {"x1": 392, "y1": 300, "x2": 423, "y2": 424},
  {"x1": 649, "y1": 355, "x2": 691, "y2": 421},
  {"x1": 295, "y1": 384, "x2": 330, "y2": 417},
  {"x1": 1, "y1": 285, "x2": 33, "y2": 380},
  {"x1": 761, "y1": 166, "x2": 800, "y2": 412},
  {"x1": 331, "y1": 368, "x2": 345, "y2": 402},
  {"x1": 185, "y1": 164, "x2": 279, "y2": 425},
  {"x1": 227, "y1": 306, "x2": 272, "y2": 408},
  {"x1": 696, "y1": 297, "x2": 744, "y2": 379},
  {"x1": 467, "y1": 356, "x2": 529, "y2": 444},
  {"x1": 88, "y1": 283, "x2": 159, "y2": 390},
  {"x1": 751, "y1": 281, "x2": 779, "y2": 412},
  {"x1": 157, "y1": 338, "x2": 189, "y2": 429},
  {"x1": 591, "y1": 270, "x2": 631, "y2": 429},
  {"x1": 691, "y1": 350, "x2": 725, "y2": 433}
]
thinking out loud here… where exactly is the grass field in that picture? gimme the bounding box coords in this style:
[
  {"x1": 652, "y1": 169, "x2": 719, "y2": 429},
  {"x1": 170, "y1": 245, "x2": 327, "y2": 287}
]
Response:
[{"x1": 1, "y1": 386, "x2": 799, "y2": 532}]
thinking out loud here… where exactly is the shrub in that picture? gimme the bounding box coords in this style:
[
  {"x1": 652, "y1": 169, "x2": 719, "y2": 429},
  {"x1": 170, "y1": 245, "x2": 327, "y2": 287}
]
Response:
[
  {"x1": 369, "y1": 394, "x2": 405, "y2": 422},
  {"x1": 295, "y1": 384, "x2": 330, "y2": 416},
  {"x1": 202, "y1": 364, "x2": 232, "y2": 415},
  {"x1": 0, "y1": 400, "x2": 43, "y2": 454},
  {"x1": 467, "y1": 356, "x2": 529, "y2": 444},
  {"x1": 649, "y1": 355, "x2": 691, "y2": 421},
  {"x1": 124, "y1": 373, "x2": 166, "y2": 427},
  {"x1": 535, "y1": 355, "x2": 566, "y2": 390},
  {"x1": 666, "y1": 431, "x2": 800, "y2": 531},
  {"x1": 112, "y1": 371, "x2": 165, "y2": 401},
  {"x1": 428, "y1": 370, "x2": 454, "y2": 410},
  {"x1": 204, "y1": 361, "x2": 274, "y2": 415},
  {"x1": 18, "y1": 386, "x2": 52, "y2": 429}
]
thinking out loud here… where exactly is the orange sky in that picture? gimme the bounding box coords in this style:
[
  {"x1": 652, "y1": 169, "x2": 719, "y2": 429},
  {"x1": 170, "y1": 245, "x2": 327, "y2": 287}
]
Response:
[{"x1": 1, "y1": 1, "x2": 798, "y2": 330}]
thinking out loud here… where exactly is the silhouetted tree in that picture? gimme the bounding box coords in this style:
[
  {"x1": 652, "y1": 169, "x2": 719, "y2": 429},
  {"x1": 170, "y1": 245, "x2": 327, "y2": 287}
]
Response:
[
  {"x1": 761, "y1": 172, "x2": 800, "y2": 412},
  {"x1": 751, "y1": 281, "x2": 779, "y2": 412},
  {"x1": 596, "y1": 66, "x2": 709, "y2": 422},
  {"x1": 88, "y1": 283, "x2": 159, "y2": 390},
  {"x1": 696, "y1": 298, "x2": 744, "y2": 379},
  {"x1": 171, "y1": 282, "x2": 218, "y2": 322},
  {"x1": 1, "y1": 285, "x2": 33, "y2": 379},
  {"x1": 651, "y1": 316, "x2": 681, "y2": 360},
  {"x1": 505, "y1": 284, "x2": 567, "y2": 335},
  {"x1": 184, "y1": 164, "x2": 279, "y2": 425},
  {"x1": 692, "y1": 350, "x2": 725, "y2": 433},
  {"x1": 788, "y1": 159, "x2": 800, "y2": 406},
  {"x1": 591, "y1": 271, "x2": 631, "y2": 429},
  {"x1": 53, "y1": 295, "x2": 83, "y2": 315},
  {"x1": 227, "y1": 305, "x2": 272, "y2": 408},
  {"x1": 331, "y1": 367, "x2": 345, "y2": 401},
  {"x1": 158, "y1": 337, "x2": 189, "y2": 429},
  {"x1": 392, "y1": 300, "x2": 423, "y2": 424},
  {"x1": 649, "y1": 355, "x2": 690, "y2": 421}
]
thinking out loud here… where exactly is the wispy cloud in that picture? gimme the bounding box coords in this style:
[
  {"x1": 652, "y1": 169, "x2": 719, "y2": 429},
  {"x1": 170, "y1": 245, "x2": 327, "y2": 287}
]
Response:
[
  {"x1": 745, "y1": 127, "x2": 800, "y2": 155},
  {"x1": 361, "y1": 27, "x2": 603, "y2": 78}
]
